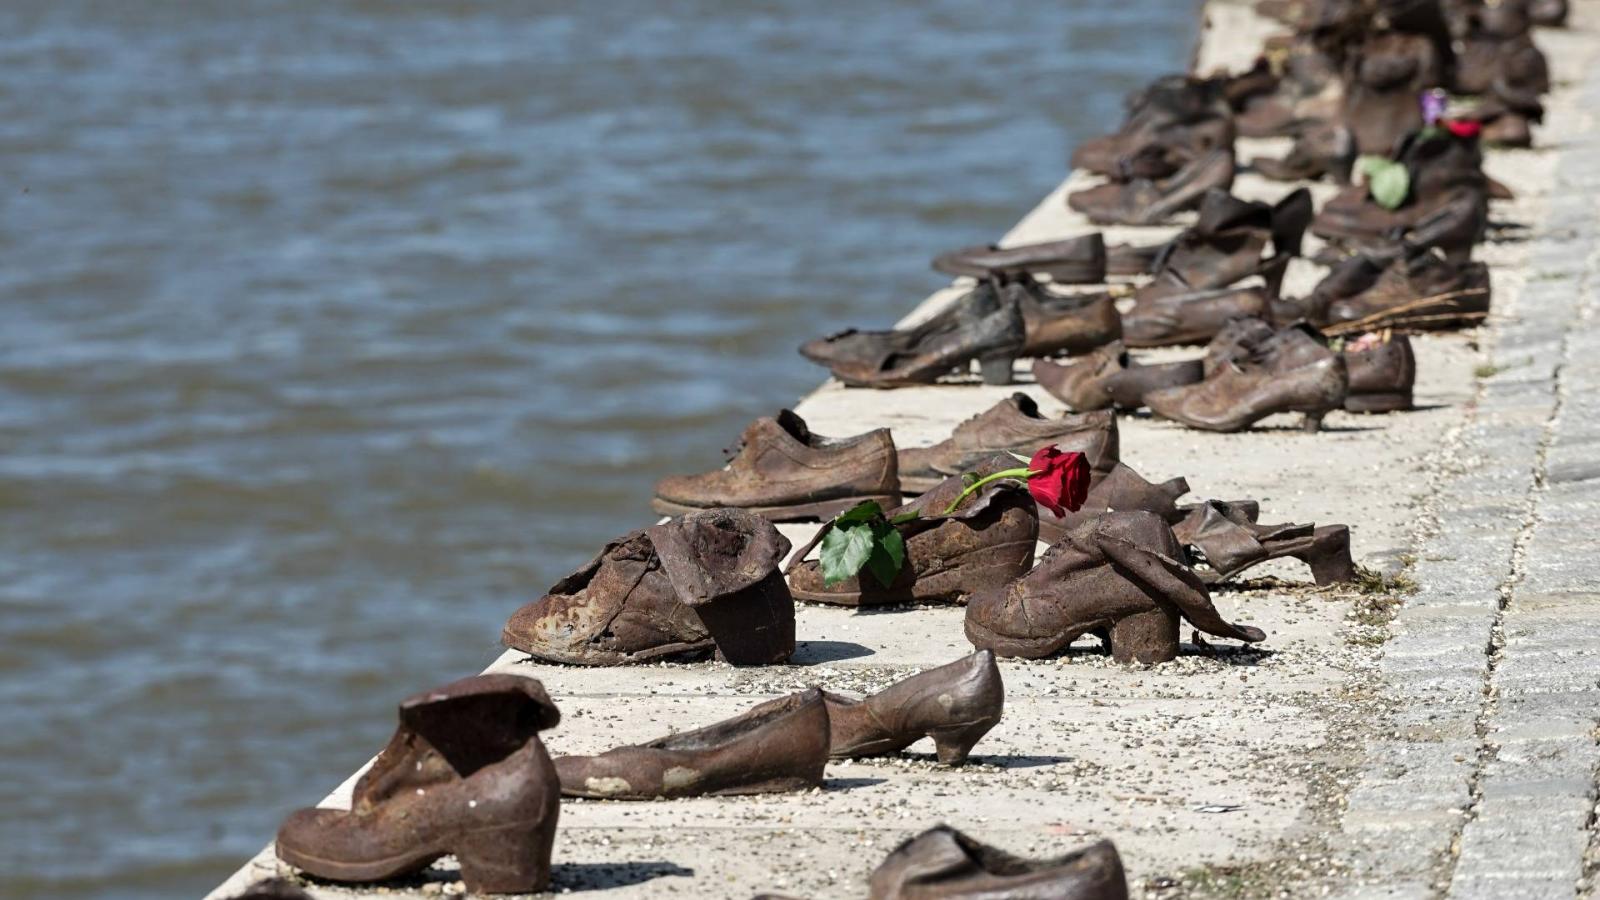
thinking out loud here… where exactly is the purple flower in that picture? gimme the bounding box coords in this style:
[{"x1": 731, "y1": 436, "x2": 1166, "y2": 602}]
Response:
[{"x1": 1421, "y1": 88, "x2": 1448, "y2": 125}]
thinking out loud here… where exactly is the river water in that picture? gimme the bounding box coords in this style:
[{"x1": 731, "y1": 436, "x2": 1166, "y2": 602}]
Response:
[{"x1": 0, "y1": 2, "x2": 1193, "y2": 897}]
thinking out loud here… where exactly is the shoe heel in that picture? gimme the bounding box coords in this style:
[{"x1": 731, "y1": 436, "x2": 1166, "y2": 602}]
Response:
[
  {"x1": 929, "y1": 718, "x2": 999, "y2": 766},
  {"x1": 455, "y1": 821, "x2": 554, "y2": 894},
  {"x1": 1299, "y1": 410, "x2": 1326, "y2": 433},
  {"x1": 1105, "y1": 609, "x2": 1179, "y2": 664},
  {"x1": 979, "y1": 355, "x2": 1017, "y2": 385},
  {"x1": 1300, "y1": 528, "x2": 1356, "y2": 586}
]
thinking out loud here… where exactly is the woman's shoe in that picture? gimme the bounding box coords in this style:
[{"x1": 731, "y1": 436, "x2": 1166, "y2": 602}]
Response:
[
  {"x1": 555, "y1": 689, "x2": 830, "y2": 799},
  {"x1": 869, "y1": 827, "x2": 1129, "y2": 899},
  {"x1": 502, "y1": 508, "x2": 794, "y2": 666},
  {"x1": 1067, "y1": 148, "x2": 1236, "y2": 226},
  {"x1": 653, "y1": 409, "x2": 899, "y2": 521},
  {"x1": 1032, "y1": 342, "x2": 1204, "y2": 412},
  {"x1": 275, "y1": 674, "x2": 562, "y2": 895},
  {"x1": 786, "y1": 457, "x2": 1038, "y2": 607},
  {"x1": 965, "y1": 511, "x2": 1266, "y2": 664},
  {"x1": 1173, "y1": 502, "x2": 1356, "y2": 585},
  {"x1": 825, "y1": 650, "x2": 1004, "y2": 766},
  {"x1": 1145, "y1": 326, "x2": 1349, "y2": 432},
  {"x1": 1343, "y1": 332, "x2": 1415, "y2": 411}
]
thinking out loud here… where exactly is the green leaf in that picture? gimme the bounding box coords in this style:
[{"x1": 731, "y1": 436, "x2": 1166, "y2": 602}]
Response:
[
  {"x1": 832, "y1": 500, "x2": 884, "y2": 526},
  {"x1": 820, "y1": 523, "x2": 874, "y2": 586},
  {"x1": 862, "y1": 523, "x2": 905, "y2": 589},
  {"x1": 1353, "y1": 154, "x2": 1388, "y2": 182},
  {"x1": 1368, "y1": 162, "x2": 1410, "y2": 210}
]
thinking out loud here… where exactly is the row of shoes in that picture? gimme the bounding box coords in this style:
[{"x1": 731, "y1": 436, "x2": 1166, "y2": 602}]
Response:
[{"x1": 264, "y1": 654, "x2": 1131, "y2": 896}]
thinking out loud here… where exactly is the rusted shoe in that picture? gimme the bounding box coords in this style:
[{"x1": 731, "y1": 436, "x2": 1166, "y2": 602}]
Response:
[
  {"x1": 1032, "y1": 342, "x2": 1204, "y2": 412},
  {"x1": 1035, "y1": 463, "x2": 1192, "y2": 545},
  {"x1": 1134, "y1": 189, "x2": 1310, "y2": 312},
  {"x1": 1121, "y1": 281, "x2": 1275, "y2": 349},
  {"x1": 276, "y1": 674, "x2": 561, "y2": 894},
  {"x1": 1253, "y1": 120, "x2": 1356, "y2": 183},
  {"x1": 1305, "y1": 247, "x2": 1490, "y2": 331},
  {"x1": 1233, "y1": 34, "x2": 1343, "y2": 138},
  {"x1": 825, "y1": 650, "x2": 1004, "y2": 766},
  {"x1": 1012, "y1": 277, "x2": 1123, "y2": 357},
  {"x1": 897, "y1": 393, "x2": 1118, "y2": 493},
  {"x1": 1145, "y1": 324, "x2": 1349, "y2": 431},
  {"x1": 1201, "y1": 316, "x2": 1278, "y2": 375},
  {"x1": 1344, "y1": 331, "x2": 1415, "y2": 411},
  {"x1": 1311, "y1": 129, "x2": 1489, "y2": 262},
  {"x1": 868, "y1": 827, "x2": 1129, "y2": 899},
  {"x1": 1105, "y1": 240, "x2": 1164, "y2": 276},
  {"x1": 1067, "y1": 148, "x2": 1236, "y2": 226},
  {"x1": 1341, "y1": 30, "x2": 1450, "y2": 156},
  {"x1": 1174, "y1": 501, "x2": 1357, "y2": 585},
  {"x1": 800, "y1": 278, "x2": 1026, "y2": 387},
  {"x1": 965, "y1": 511, "x2": 1266, "y2": 663},
  {"x1": 653, "y1": 410, "x2": 898, "y2": 521},
  {"x1": 1072, "y1": 76, "x2": 1232, "y2": 177},
  {"x1": 556, "y1": 689, "x2": 829, "y2": 799},
  {"x1": 502, "y1": 508, "x2": 794, "y2": 666},
  {"x1": 787, "y1": 460, "x2": 1038, "y2": 606},
  {"x1": 932, "y1": 233, "x2": 1107, "y2": 283}
]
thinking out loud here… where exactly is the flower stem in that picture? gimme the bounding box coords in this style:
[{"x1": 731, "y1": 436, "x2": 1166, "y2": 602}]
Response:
[{"x1": 942, "y1": 467, "x2": 1033, "y2": 515}]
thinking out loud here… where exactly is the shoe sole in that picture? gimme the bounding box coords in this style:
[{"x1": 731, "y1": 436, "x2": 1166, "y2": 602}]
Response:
[{"x1": 1344, "y1": 392, "x2": 1413, "y2": 413}]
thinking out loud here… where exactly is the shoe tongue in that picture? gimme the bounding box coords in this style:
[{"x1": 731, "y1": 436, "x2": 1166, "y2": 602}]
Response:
[
  {"x1": 399, "y1": 674, "x2": 561, "y2": 775},
  {"x1": 646, "y1": 508, "x2": 791, "y2": 606}
]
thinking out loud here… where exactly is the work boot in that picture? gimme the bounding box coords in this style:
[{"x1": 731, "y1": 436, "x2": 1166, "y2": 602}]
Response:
[
  {"x1": 896, "y1": 393, "x2": 1118, "y2": 492},
  {"x1": 653, "y1": 410, "x2": 898, "y2": 521},
  {"x1": 275, "y1": 674, "x2": 562, "y2": 894},
  {"x1": 800, "y1": 278, "x2": 1026, "y2": 387},
  {"x1": 787, "y1": 457, "x2": 1038, "y2": 607},
  {"x1": 1032, "y1": 342, "x2": 1205, "y2": 412},
  {"x1": 1011, "y1": 276, "x2": 1123, "y2": 357},
  {"x1": 1145, "y1": 324, "x2": 1349, "y2": 431},
  {"x1": 868, "y1": 827, "x2": 1129, "y2": 900},
  {"x1": 825, "y1": 651, "x2": 1005, "y2": 766},
  {"x1": 1067, "y1": 148, "x2": 1236, "y2": 226},
  {"x1": 502, "y1": 508, "x2": 794, "y2": 666},
  {"x1": 1343, "y1": 331, "x2": 1416, "y2": 411},
  {"x1": 556, "y1": 689, "x2": 830, "y2": 799},
  {"x1": 932, "y1": 233, "x2": 1107, "y2": 283},
  {"x1": 965, "y1": 511, "x2": 1265, "y2": 663}
]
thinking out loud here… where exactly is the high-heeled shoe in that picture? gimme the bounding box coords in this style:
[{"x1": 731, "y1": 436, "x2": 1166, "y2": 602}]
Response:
[
  {"x1": 275, "y1": 674, "x2": 562, "y2": 895},
  {"x1": 555, "y1": 689, "x2": 830, "y2": 800},
  {"x1": 1144, "y1": 324, "x2": 1349, "y2": 432},
  {"x1": 965, "y1": 511, "x2": 1266, "y2": 664},
  {"x1": 825, "y1": 650, "x2": 1004, "y2": 766}
]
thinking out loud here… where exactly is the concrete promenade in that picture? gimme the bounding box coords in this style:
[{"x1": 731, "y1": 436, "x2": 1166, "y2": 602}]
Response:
[{"x1": 208, "y1": 0, "x2": 1600, "y2": 896}]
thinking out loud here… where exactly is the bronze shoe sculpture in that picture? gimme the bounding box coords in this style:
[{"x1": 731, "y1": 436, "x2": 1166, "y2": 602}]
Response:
[
  {"x1": 965, "y1": 511, "x2": 1266, "y2": 664},
  {"x1": 1173, "y1": 501, "x2": 1357, "y2": 585},
  {"x1": 555, "y1": 689, "x2": 829, "y2": 799},
  {"x1": 1253, "y1": 120, "x2": 1357, "y2": 183},
  {"x1": 1011, "y1": 276, "x2": 1123, "y2": 358},
  {"x1": 1035, "y1": 463, "x2": 1192, "y2": 545},
  {"x1": 932, "y1": 233, "x2": 1107, "y2": 283},
  {"x1": 897, "y1": 393, "x2": 1117, "y2": 493},
  {"x1": 1341, "y1": 29, "x2": 1450, "y2": 156},
  {"x1": 1343, "y1": 331, "x2": 1415, "y2": 411},
  {"x1": 502, "y1": 508, "x2": 794, "y2": 666},
  {"x1": 1067, "y1": 148, "x2": 1236, "y2": 226},
  {"x1": 786, "y1": 457, "x2": 1038, "y2": 606},
  {"x1": 800, "y1": 278, "x2": 1026, "y2": 387},
  {"x1": 275, "y1": 674, "x2": 562, "y2": 894},
  {"x1": 1145, "y1": 323, "x2": 1349, "y2": 432},
  {"x1": 824, "y1": 650, "x2": 1004, "y2": 766},
  {"x1": 1132, "y1": 189, "x2": 1310, "y2": 305},
  {"x1": 653, "y1": 409, "x2": 899, "y2": 521},
  {"x1": 1121, "y1": 281, "x2": 1275, "y2": 349},
  {"x1": 1072, "y1": 75, "x2": 1233, "y2": 177},
  {"x1": 1317, "y1": 248, "x2": 1491, "y2": 331},
  {"x1": 868, "y1": 827, "x2": 1128, "y2": 899},
  {"x1": 1032, "y1": 342, "x2": 1204, "y2": 412}
]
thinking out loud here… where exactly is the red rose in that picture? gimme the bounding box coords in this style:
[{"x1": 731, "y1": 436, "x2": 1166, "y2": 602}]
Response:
[
  {"x1": 1027, "y1": 445, "x2": 1090, "y2": 518},
  {"x1": 1443, "y1": 118, "x2": 1483, "y2": 139}
]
